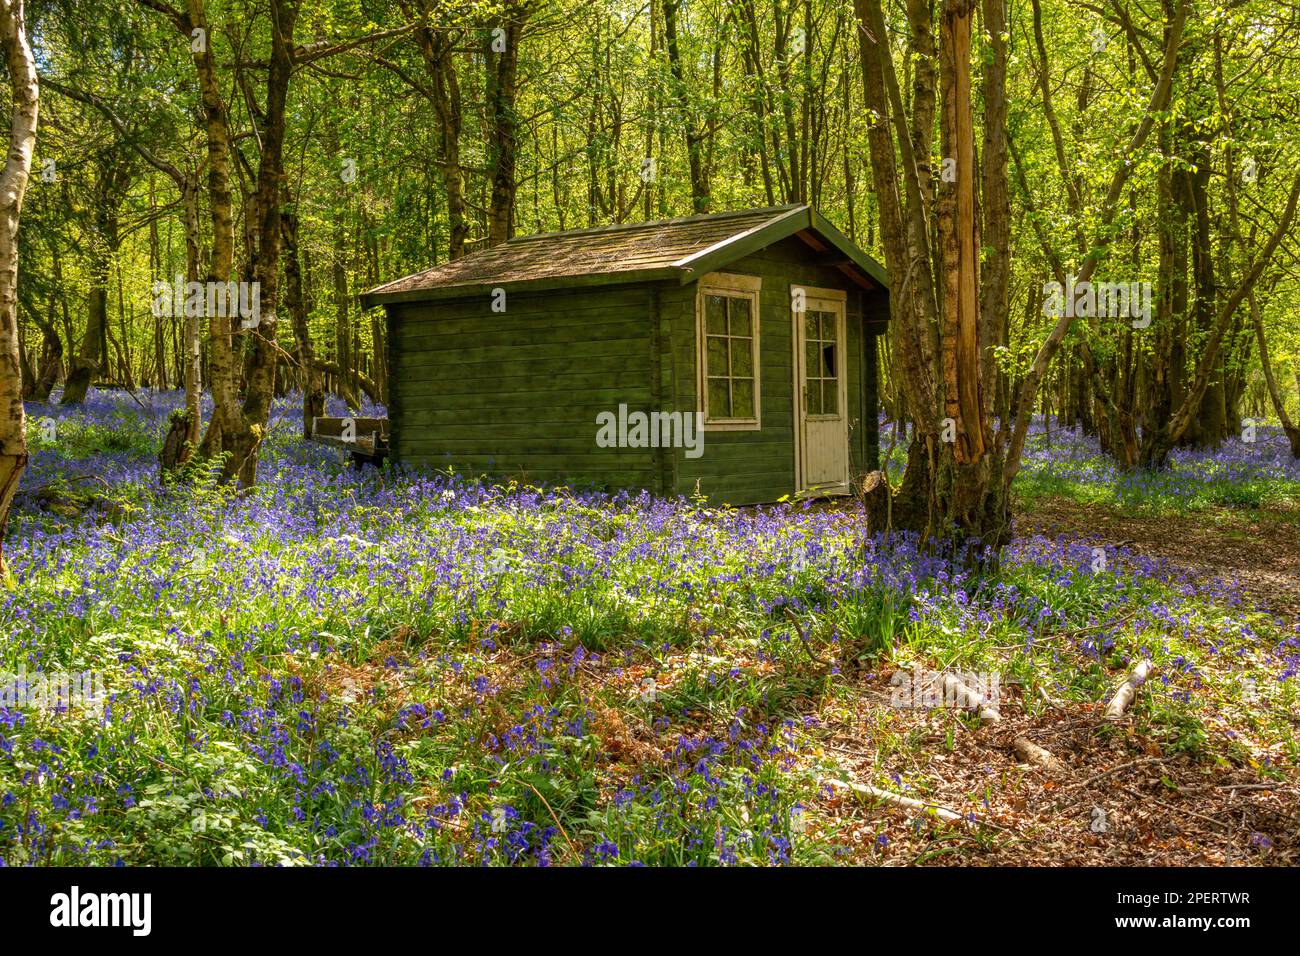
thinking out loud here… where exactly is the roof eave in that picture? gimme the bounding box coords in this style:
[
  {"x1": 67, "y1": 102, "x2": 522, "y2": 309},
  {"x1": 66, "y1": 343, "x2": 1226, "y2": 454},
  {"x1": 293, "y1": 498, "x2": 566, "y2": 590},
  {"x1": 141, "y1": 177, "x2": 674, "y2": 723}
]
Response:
[
  {"x1": 360, "y1": 266, "x2": 684, "y2": 310},
  {"x1": 671, "y1": 204, "x2": 889, "y2": 292},
  {"x1": 809, "y1": 208, "x2": 890, "y2": 289},
  {"x1": 672, "y1": 205, "x2": 812, "y2": 284}
]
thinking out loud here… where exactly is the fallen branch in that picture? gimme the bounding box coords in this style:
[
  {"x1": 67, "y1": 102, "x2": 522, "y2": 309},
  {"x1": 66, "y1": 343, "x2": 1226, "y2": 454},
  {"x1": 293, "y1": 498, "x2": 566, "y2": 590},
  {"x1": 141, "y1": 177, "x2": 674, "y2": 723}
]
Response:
[
  {"x1": 1046, "y1": 756, "x2": 1174, "y2": 811},
  {"x1": 824, "y1": 778, "x2": 965, "y2": 824},
  {"x1": 1104, "y1": 660, "x2": 1154, "y2": 720},
  {"x1": 939, "y1": 672, "x2": 1064, "y2": 774},
  {"x1": 783, "y1": 607, "x2": 829, "y2": 666},
  {"x1": 1013, "y1": 737, "x2": 1067, "y2": 775}
]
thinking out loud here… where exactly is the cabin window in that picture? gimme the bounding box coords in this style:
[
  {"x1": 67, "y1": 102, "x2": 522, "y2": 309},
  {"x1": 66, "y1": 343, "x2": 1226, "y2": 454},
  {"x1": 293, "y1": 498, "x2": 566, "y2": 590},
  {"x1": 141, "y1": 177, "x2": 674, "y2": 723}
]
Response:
[{"x1": 696, "y1": 273, "x2": 761, "y2": 429}]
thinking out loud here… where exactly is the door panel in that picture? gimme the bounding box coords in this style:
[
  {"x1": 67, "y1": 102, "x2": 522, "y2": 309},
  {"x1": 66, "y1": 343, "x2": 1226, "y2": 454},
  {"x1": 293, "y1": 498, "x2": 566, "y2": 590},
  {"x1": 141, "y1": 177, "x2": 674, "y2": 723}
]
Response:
[{"x1": 794, "y1": 294, "x2": 848, "y2": 492}]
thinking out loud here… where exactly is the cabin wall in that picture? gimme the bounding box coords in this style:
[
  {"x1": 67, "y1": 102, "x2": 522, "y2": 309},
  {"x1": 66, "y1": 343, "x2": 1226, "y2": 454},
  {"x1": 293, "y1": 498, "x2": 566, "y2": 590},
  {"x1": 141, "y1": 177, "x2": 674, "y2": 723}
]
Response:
[
  {"x1": 659, "y1": 235, "x2": 882, "y2": 505},
  {"x1": 387, "y1": 284, "x2": 660, "y2": 490}
]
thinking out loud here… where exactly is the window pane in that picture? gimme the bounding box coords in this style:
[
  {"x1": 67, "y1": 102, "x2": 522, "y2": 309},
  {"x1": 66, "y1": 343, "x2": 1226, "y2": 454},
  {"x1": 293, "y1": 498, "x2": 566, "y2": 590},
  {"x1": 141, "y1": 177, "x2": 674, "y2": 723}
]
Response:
[
  {"x1": 729, "y1": 297, "x2": 752, "y2": 337},
  {"x1": 731, "y1": 337, "x2": 753, "y2": 377},
  {"x1": 805, "y1": 341, "x2": 818, "y2": 381},
  {"x1": 822, "y1": 378, "x2": 837, "y2": 415},
  {"x1": 805, "y1": 313, "x2": 818, "y2": 343},
  {"x1": 700, "y1": 289, "x2": 760, "y2": 423},
  {"x1": 822, "y1": 342, "x2": 836, "y2": 379},
  {"x1": 705, "y1": 295, "x2": 727, "y2": 335},
  {"x1": 707, "y1": 377, "x2": 731, "y2": 418},
  {"x1": 707, "y1": 335, "x2": 728, "y2": 375},
  {"x1": 733, "y1": 378, "x2": 754, "y2": 418}
]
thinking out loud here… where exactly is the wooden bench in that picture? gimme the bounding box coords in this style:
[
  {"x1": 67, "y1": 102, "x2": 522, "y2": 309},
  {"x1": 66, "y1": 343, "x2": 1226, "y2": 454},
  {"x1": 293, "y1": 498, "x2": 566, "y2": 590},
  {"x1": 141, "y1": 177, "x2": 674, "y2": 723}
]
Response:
[{"x1": 309, "y1": 416, "x2": 390, "y2": 466}]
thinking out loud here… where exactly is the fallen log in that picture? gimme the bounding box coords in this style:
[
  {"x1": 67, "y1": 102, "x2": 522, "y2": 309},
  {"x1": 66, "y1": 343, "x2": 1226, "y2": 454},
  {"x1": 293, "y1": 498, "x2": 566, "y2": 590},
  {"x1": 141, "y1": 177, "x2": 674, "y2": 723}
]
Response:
[
  {"x1": 1104, "y1": 660, "x2": 1155, "y2": 720},
  {"x1": 824, "y1": 777, "x2": 965, "y2": 824}
]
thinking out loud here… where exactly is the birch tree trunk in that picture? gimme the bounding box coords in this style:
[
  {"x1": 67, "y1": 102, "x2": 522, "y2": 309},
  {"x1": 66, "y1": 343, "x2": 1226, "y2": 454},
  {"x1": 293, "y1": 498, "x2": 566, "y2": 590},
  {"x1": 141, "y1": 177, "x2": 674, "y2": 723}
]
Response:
[{"x1": 0, "y1": 0, "x2": 37, "y2": 575}]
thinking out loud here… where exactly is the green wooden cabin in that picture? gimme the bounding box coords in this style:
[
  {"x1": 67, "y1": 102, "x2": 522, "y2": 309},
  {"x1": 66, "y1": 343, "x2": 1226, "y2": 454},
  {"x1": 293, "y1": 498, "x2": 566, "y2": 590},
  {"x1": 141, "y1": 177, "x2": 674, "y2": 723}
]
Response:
[{"x1": 359, "y1": 204, "x2": 890, "y2": 505}]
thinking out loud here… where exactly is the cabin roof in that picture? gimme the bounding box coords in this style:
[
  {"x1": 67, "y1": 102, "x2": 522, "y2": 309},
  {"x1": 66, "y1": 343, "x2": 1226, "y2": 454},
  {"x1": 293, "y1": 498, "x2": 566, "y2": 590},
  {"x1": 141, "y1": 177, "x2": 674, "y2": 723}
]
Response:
[{"x1": 359, "y1": 204, "x2": 888, "y2": 308}]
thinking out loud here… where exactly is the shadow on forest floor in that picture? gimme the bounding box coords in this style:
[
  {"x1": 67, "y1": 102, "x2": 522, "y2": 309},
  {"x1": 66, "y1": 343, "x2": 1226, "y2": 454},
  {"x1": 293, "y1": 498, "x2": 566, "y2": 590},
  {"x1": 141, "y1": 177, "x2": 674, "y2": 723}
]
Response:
[{"x1": 1016, "y1": 496, "x2": 1300, "y2": 618}]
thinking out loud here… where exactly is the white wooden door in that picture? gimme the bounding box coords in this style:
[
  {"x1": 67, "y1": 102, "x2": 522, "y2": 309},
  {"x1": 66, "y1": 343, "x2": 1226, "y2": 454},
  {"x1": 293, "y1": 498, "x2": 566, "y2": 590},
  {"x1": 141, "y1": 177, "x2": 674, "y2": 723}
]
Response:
[{"x1": 794, "y1": 289, "x2": 849, "y2": 493}]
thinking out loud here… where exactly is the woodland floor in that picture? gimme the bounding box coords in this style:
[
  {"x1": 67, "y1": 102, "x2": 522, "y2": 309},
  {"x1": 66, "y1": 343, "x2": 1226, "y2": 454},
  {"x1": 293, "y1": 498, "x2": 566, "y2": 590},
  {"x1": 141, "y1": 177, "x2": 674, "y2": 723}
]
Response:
[
  {"x1": 810, "y1": 496, "x2": 1299, "y2": 867},
  {"x1": 1020, "y1": 497, "x2": 1300, "y2": 618},
  {"x1": 6, "y1": 393, "x2": 1299, "y2": 866}
]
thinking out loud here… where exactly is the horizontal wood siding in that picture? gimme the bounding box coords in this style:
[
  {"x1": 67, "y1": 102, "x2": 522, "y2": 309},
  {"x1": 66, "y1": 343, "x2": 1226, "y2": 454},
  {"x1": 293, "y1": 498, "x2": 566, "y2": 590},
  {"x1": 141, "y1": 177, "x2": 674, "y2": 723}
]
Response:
[
  {"x1": 388, "y1": 285, "x2": 658, "y2": 490},
  {"x1": 665, "y1": 236, "x2": 873, "y2": 505}
]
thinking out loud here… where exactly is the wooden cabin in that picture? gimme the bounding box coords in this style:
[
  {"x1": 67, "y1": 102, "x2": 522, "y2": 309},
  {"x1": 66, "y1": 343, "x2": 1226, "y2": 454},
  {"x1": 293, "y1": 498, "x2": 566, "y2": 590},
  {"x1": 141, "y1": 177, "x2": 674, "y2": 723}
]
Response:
[{"x1": 357, "y1": 204, "x2": 890, "y2": 505}]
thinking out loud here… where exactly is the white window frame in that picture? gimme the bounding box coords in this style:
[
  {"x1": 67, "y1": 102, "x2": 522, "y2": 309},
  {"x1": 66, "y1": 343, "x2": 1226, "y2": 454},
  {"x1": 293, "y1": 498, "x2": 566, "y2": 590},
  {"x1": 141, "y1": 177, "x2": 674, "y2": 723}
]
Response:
[{"x1": 696, "y1": 272, "x2": 762, "y2": 431}]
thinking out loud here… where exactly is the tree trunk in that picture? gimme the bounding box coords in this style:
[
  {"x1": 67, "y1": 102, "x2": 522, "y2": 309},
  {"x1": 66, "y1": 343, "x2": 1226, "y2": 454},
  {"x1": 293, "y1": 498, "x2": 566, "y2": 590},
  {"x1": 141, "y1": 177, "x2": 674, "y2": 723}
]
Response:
[
  {"x1": 180, "y1": 175, "x2": 202, "y2": 453},
  {"x1": 179, "y1": 0, "x2": 240, "y2": 467},
  {"x1": 148, "y1": 179, "x2": 168, "y2": 390},
  {"x1": 485, "y1": 9, "x2": 526, "y2": 246},
  {"x1": 29, "y1": 301, "x2": 61, "y2": 402},
  {"x1": 1140, "y1": 171, "x2": 1300, "y2": 467},
  {"x1": 859, "y1": 0, "x2": 1009, "y2": 546},
  {"x1": 332, "y1": 217, "x2": 359, "y2": 410},
  {"x1": 663, "y1": 0, "x2": 709, "y2": 212},
  {"x1": 857, "y1": 0, "x2": 1188, "y2": 544},
  {"x1": 169, "y1": 0, "x2": 295, "y2": 487},
  {"x1": 1250, "y1": 293, "x2": 1300, "y2": 457},
  {"x1": 61, "y1": 274, "x2": 108, "y2": 404},
  {"x1": 226, "y1": 0, "x2": 298, "y2": 487},
  {"x1": 0, "y1": 0, "x2": 37, "y2": 575},
  {"x1": 403, "y1": 1, "x2": 469, "y2": 258},
  {"x1": 282, "y1": 208, "x2": 325, "y2": 439}
]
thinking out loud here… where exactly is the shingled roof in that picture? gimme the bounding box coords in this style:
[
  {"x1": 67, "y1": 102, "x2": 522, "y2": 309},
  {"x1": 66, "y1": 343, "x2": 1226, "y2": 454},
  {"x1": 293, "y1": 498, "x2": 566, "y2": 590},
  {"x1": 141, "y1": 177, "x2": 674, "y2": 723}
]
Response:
[{"x1": 360, "y1": 204, "x2": 887, "y2": 308}]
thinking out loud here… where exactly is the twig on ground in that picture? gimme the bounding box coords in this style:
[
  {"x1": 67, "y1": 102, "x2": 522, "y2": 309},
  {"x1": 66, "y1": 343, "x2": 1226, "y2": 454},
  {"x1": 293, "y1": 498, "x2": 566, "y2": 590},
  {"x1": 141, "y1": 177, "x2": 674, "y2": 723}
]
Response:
[
  {"x1": 784, "y1": 607, "x2": 829, "y2": 666},
  {"x1": 523, "y1": 781, "x2": 581, "y2": 861}
]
